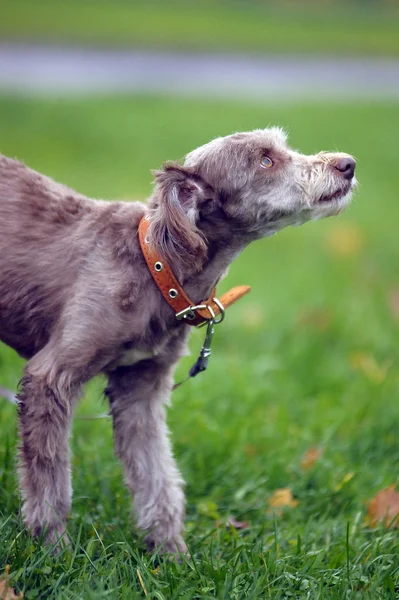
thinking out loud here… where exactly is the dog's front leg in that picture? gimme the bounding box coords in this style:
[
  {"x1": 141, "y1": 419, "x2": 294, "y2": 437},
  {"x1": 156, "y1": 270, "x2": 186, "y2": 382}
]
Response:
[
  {"x1": 107, "y1": 360, "x2": 187, "y2": 555},
  {"x1": 17, "y1": 365, "x2": 77, "y2": 548}
]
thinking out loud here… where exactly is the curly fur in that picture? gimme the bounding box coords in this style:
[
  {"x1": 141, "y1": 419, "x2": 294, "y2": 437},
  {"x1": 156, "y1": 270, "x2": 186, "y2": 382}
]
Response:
[{"x1": 0, "y1": 128, "x2": 356, "y2": 553}]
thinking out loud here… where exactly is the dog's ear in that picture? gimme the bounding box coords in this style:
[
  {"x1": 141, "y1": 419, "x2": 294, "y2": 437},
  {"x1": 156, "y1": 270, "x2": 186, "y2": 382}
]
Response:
[{"x1": 147, "y1": 162, "x2": 216, "y2": 271}]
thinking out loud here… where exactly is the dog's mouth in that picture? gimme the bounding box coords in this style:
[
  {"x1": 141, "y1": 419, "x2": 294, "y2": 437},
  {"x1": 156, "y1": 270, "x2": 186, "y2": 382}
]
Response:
[{"x1": 317, "y1": 182, "x2": 353, "y2": 204}]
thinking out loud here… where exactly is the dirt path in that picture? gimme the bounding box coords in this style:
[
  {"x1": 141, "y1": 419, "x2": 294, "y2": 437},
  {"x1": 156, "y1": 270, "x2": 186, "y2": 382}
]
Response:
[{"x1": 1, "y1": 44, "x2": 398, "y2": 100}]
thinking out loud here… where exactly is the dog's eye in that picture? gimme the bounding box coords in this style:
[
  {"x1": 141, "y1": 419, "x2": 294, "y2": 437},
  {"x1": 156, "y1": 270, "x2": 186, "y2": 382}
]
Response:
[{"x1": 260, "y1": 155, "x2": 273, "y2": 169}]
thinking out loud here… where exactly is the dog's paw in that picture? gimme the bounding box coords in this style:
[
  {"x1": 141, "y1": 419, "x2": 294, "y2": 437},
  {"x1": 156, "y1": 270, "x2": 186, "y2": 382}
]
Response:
[
  {"x1": 32, "y1": 523, "x2": 71, "y2": 554},
  {"x1": 145, "y1": 534, "x2": 189, "y2": 558}
]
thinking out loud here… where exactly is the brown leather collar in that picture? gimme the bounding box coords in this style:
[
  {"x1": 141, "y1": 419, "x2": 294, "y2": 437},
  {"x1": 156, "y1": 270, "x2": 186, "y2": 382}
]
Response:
[{"x1": 138, "y1": 215, "x2": 251, "y2": 327}]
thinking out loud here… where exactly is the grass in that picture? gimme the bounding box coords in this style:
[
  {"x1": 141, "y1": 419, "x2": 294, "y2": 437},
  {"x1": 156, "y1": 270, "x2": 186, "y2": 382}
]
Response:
[
  {"x1": 0, "y1": 95, "x2": 399, "y2": 598},
  {"x1": 1, "y1": 0, "x2": 399, "y2": 57}
]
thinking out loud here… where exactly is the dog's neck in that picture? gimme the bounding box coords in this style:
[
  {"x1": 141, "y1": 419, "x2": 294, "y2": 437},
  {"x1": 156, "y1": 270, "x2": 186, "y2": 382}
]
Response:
[
  {"x1": 181, "y1": 216, "x2": 250, "y2": 305},
  {"x1": 183, "y1": 241, "x2": 245, "y2": 305}
]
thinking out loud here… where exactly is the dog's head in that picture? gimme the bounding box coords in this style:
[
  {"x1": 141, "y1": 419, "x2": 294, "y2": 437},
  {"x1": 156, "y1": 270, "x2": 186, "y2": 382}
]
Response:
[{"x1": 148, "y1": 128, "x2": 357, "y2": 270}]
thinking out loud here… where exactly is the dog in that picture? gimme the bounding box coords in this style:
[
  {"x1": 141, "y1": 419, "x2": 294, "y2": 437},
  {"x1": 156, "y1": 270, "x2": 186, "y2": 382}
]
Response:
[{"x1": 0, "y1": 127, "x2": 357, "y2": 554}]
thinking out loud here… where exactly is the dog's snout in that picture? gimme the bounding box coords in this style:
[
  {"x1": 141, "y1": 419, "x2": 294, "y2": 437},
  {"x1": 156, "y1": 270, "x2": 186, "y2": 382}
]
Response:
[{"x1": 335, "y1": 157, "x2": 356, "y2": 180}]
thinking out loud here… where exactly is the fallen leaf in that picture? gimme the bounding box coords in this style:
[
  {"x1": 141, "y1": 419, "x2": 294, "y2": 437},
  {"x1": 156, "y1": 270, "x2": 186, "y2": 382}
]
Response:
[
  {"x1": 325, "y1": 222, "x2": 365, "y2": 257},
  {"x1": 365, "y1": 485, "x2": 399, "y2": 528},
  {"x1": 225, "y1": 515, "x2": 249, "y2": 529},
  {"x1": 268, "y1": 488, "x2": 299, "y2": 509},
  {"x1": 297, "y1": 308, "x2": 332, "y2": 332},
  {"x1": 0, "y1": 567, "x2": 23, "y2": 600},
  {"x1": 243, "y1": 444, "x2": 257, "y2": 457},
  {"x1": 301, "y1": 447, "x2": 323, "y2": 470},
  {"x1": 350, "y1": 352, "x2": 389, "y2": 383}
]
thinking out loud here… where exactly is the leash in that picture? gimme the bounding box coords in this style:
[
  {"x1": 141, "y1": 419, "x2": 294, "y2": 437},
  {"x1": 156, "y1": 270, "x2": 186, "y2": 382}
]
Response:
[
  {"x1": 0, "y1": 387, "x2": 18, "y2": 405},
  {"x1": 139, "y1": 215, "x2": 251, "y2": 388}
]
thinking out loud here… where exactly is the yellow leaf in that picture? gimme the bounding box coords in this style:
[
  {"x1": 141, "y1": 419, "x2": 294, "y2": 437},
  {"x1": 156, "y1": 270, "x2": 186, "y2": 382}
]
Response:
[
  {"x1": 325, "y1": 222, "x2": 365, "y2": 257},
  {"x1": 268, "y1": 488, "x2": 299, "y2": 509},
  {"x1": 350, "y1": 352, "x2": 389, "y2": 383},
  {"x1": 334, "y1": 472, "x2": 355, "y2": 491}
]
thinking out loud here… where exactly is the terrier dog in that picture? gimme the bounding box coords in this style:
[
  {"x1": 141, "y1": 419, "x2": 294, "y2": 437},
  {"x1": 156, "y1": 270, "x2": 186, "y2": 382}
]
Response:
[{"x1": 0, "y1": 128, "x2": 356, "y2": 553}]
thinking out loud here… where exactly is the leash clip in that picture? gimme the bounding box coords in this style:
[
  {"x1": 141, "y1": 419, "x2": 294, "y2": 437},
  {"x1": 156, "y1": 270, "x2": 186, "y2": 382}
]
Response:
[
  {"x1": 189, "y1": 299, "x2": 225, "y2": 376},
  {"x1": 173, "y1": 299, "x2": 226, "y2": 389},
  {"x1": 189, "y1": 319, "x2": 215, "y2": 377}
]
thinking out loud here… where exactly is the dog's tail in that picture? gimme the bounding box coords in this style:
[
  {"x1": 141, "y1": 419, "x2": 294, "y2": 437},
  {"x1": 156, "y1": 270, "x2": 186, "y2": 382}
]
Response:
[{"x1": 0, "y1": 386, "x2": 18, "y2": 405}]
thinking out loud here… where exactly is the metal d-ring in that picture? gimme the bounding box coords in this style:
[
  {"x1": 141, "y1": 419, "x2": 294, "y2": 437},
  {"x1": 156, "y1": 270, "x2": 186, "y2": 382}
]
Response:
[
  {"x1": 195, "y1": 304, "x2": 216, "y2": 327},
  {"x1": 212, "y1": 297, "x2": 225, "y2": 324},
  {"x1": 205, "y1": 305, "x2": 216, "y2": 320}
]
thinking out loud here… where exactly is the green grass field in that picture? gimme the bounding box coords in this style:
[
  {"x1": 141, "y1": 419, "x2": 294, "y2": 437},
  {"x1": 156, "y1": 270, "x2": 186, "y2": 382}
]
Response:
[
  {"x1": 1, "y1": 0, "x2": 399, "y2": 57},
  {"x1": 0, "y1": 95, "x2": 399, "y2": 598}
]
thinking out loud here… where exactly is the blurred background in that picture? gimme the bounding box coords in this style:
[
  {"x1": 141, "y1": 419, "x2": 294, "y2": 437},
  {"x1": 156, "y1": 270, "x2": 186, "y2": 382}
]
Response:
[{"x1": 1, "y1": 0, "x2": 399, "y2": 596}]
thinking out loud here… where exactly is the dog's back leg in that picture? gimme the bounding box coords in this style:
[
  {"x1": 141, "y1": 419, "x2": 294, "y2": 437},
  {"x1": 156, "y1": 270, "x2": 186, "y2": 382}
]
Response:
[{"x1": 16, "y1": 347, "x2": 80, "y2": 550}]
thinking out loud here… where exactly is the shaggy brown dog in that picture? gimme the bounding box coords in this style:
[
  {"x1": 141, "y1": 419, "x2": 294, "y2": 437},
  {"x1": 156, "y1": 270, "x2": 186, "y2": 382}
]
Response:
[{"x1": 0, "y1": 127, "x2": 356, "y2": 554}]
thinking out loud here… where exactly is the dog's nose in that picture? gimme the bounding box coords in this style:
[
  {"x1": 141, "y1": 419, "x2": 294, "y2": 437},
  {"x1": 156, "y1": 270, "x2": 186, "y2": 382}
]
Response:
[{"x1": 335, "y1": 157, "x2": 356, "y2": 180}]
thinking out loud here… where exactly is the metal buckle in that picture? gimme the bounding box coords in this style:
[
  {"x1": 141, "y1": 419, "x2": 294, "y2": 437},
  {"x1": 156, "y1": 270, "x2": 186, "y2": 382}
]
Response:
[
  {"x1": 176, "y1": 304, "x2": 207, "y2": 321},
  {"x1": 176, "y1": 298, "x2": 225, "y2": 325}
]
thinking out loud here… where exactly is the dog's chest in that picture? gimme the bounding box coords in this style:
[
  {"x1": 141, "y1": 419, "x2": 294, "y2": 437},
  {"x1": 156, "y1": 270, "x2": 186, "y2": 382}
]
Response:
[
  {"x1": 118, "y1": 347, "x2": 155, "y2": 366},
  {"x1": 113, "y1": 347, "x2": 155, "y2": 368}
]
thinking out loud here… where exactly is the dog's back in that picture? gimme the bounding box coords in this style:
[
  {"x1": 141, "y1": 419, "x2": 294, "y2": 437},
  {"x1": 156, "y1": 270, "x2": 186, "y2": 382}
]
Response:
[{"x1": 0, "y1": 155, "x2": 97, "y2": 357}]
